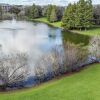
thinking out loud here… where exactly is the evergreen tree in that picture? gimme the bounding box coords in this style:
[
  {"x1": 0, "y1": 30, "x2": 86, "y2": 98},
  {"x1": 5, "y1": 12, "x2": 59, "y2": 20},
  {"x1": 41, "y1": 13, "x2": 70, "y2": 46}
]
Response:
[
  {"x1": 50, "y1": 6, "x2": 57, "y2": 23},
  {"x1": 0, "y1": 6, "x2": 2, "y2": 20},
  {"x1": 46, "y1": 5, "x2": 52, "y2": 21},
  {"x1": 75, "y1": 0, "x2": 93, "y2": 30},
  {"x1": 76, "y1": 0, "x2": 86, "y2": 30},
  {"x1": 84, "y1": 0, "x2": 93, "y2": 29},
  {"x1": 62, "y1": 4, "x2": 76, "y2": 30},
  {"x1": 30, "y1": 4, "x2": 39, "y2": 19},
  {"x1": 62, "y1": 0, "x2": 93, "y2": 30}
]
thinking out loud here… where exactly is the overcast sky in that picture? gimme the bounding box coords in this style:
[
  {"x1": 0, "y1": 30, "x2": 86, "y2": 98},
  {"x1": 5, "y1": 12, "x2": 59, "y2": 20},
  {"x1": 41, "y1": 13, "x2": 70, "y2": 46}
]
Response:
[{"x1": 0, "y1": 0, "x2": 100, "y2": 6}]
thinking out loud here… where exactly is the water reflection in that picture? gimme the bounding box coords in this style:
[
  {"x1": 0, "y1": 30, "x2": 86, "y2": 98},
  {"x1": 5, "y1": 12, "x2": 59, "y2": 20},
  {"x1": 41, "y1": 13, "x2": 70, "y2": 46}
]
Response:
[
  {"x1": 0, "y1": 20, "x2": 99, "y2": 89},
  {"x1": 62, "y1": 31, "x2": 90, "y2": 46}
]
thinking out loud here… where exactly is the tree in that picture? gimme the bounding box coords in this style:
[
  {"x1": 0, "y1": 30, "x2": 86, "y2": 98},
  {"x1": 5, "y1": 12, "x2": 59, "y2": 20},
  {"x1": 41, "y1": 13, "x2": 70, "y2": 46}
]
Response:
[
  {"x1": 37, "y1": 6, "x2": 42, "y2": 17},
  {"x1": 56, "y1": 6, "x2": 64, "y2": 21},
  {"x1": 9, "y1": 7, "x2": 21, "y2": 16},
  {"x1": 93, "y1": 5, "x2": 100, "y2": 25},
  {"x1": 62, "y1": 0, "x2": 93, "y2": 30},
  {"x1": 46, "y1": 5, "x2": 52, "y2": 21},
  {"x1": 30, "y1": 4, "x2": 39, "y2": 19},
  {"x1": 75, "y1": 0, "x2": 86, "y2": 30},
  {"x1": 0, "y1": 6, "x2": 2, "y2": 20},
  {"x1": 84, "y1": 0, "x2": 93, "y2": 29},
  {"x1": 75, "y1": 0, "x2": 93, "y2": 30},
  {"x1": 50, "y1": 6, "x2": 57, "y2": 23},
  {"x1": 42, "y1": 6, "x2": 48, "y2": 17},
  {"x1": 25, "y1": 7, "x2": 31, "y2": 17},
  {"x1": 62, "y1": 4, "x2": 74, "y2": 30},
  {"x1": 0, "y1": 53, "x2": 29, "y2": 90}
]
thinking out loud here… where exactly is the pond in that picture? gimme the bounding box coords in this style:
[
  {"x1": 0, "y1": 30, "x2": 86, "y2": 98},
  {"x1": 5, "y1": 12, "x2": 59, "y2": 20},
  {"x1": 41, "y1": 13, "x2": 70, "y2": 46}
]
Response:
[{"x1": 0, "y1": 19, "x2": 99, "y2": 89}]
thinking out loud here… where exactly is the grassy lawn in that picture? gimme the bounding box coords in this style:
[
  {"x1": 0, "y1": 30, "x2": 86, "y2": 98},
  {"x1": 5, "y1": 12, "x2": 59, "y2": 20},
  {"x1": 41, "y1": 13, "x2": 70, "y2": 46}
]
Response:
[
  {"x1": 33, "y1": 17, "x2": 100, "y2": 36},
  {"x1": 33, "y1": 17, "x2": 61, "y2": 28},
  {"x1": 0, "y1": 64, "x2": 100, "y2": 100},
  {"x1": 71, "y1": 28, "x2": 100, "y2": 36}
]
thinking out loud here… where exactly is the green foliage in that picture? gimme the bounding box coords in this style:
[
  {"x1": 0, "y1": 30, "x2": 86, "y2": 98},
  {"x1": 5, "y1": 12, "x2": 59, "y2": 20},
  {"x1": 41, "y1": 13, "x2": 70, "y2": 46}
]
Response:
[
  {"x1": 9, "y1": 7, "x2": 21, "y2": 15},
  {"x1": 62, "y1": 0, "x2": 93, "y2": 30},
  {"x1": 42, "y1": 7, "x2": 47, "y2": 17},
  {"x1": 50, "y1": 6, "x2": 57, "y2": 23},
  {"x1": 46, "y1": 5, "x2": 60, "y2": 22},
  {"x1": 30, "y1": 4, "x2": 38, "y2": 18},
  {"x1": 26, "y1": 4, "x2": 41, "y2": 19},
  {"x1": 0, "y1": 6, "x2": 2, "y2": 20},
  {"x1": 46, "y1": 5, "x2": 53, "y2": 21},
  {"x1": 62, "y1": 3, "x2": 77, "y2": 29},
  {"x1": 25, "y1": 7, "x2": 31, "y2": 17},
  {"x1": 26, "y1": 4, "x2": 63, "y2": 22}
]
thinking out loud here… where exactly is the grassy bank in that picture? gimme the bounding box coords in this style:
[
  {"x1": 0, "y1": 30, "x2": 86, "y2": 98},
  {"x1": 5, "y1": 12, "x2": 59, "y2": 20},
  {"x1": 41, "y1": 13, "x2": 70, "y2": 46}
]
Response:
[
  {"x1": 71, "y1": 28, "x2": 100, "y2": 36},
  {"x1": 0, "y1": 64, "x2": 100, "y2": 100},
  {"x1": 33, "y1": 17, "x2": 61, "y2": 28},
  {"x1": 33, "y1": 17, "x2": 100, "y2": 36}
]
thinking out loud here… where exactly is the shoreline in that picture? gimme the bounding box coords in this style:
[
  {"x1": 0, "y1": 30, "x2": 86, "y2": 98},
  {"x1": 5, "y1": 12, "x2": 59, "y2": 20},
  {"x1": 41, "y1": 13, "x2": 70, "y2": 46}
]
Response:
[
  {"x1": 27, "y1": 17, "x2": 100, "y2": 36},
  {"x1": 0, "y1": 62, "x2": 99, "y2": 93}
]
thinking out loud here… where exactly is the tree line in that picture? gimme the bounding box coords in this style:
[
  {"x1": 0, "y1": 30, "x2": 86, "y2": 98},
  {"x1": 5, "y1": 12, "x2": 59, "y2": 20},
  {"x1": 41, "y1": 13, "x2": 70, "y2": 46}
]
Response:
[
  {"x1": 25, "y1": 0, "x2": 93, "y2": 30},
  {"x1": 62, "y1": 0, "x2": 93, "y2": 30},
  {"x1": 0, "y1": 0, "x2": 100, "y2": 30},
  {"x1": 25, "y1": 4, "x2": 64, "y2": 22}
]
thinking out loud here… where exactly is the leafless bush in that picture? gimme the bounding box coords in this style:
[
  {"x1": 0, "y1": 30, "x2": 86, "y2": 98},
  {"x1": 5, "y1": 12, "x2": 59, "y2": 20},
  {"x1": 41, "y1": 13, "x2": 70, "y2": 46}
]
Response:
[
  {"x1": 63, "y1": 42, "x2": 88, "y2": 71},
  {"x1": 89, "y1": 35, "x2": 100, "y2": 61},
  {"x1": 34, "y1": 46, "x2": 64, "y2": 82},
  {"x1": 34, "y1": 42, "x2": 88, "y2": 82},
  {"x1": 0, "y1": 53, "x2": 29, "y2": 90}
]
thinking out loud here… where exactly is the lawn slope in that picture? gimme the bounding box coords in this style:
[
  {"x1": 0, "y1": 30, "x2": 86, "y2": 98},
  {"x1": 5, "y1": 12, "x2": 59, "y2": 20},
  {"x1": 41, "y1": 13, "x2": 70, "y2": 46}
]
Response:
[
  {"x1": 0, "y1": 64, "x2": 100, "y2": 100},
  {"x1": 33, "y1": 17, "x2": 62, "y2": 28}
]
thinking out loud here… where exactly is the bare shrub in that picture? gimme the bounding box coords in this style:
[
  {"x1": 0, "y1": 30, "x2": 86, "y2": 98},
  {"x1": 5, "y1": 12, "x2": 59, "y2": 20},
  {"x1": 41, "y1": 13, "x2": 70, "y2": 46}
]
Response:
[
  {"x1": 63, "y1": 42, "x2": 88, "y2": 71},
  {"x1": 34, "y1": 42, "x2": 88, "y2": 82},
  {"x1": 89, "y1": 35, "x2": 100, "y2": 61},
  {"x1": 0, "y1": 53, "x2": 29, "y2": 90},
  {"x1": 34, "y1": 46, "x2": 64, "y2": 82}
]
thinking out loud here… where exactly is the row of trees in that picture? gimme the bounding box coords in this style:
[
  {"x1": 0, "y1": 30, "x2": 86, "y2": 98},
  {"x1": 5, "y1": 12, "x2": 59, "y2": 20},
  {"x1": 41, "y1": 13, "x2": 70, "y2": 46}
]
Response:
[
  {"x1": 25, "y1": 0, "x2": 93, "y2": 30},
  {"x1": 25, "y1": 4, "x2": 64, "y2": 22},
  {"x1": 62, "y1": 0, "x2": 93, "y2": 30},
  {"x1": 25, "y1": 4, "x2": 42, "y2": 19}
]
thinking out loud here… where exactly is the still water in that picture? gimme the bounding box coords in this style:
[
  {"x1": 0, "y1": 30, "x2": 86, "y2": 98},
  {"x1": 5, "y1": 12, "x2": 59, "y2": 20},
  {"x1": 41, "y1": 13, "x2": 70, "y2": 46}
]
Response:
[{"x1": 0, "y1": 20, "x2": 98, "y2": 88}]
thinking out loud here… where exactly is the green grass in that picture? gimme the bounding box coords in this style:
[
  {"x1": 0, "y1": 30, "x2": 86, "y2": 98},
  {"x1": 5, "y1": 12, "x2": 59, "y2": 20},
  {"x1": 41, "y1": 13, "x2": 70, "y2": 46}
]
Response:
[
  {"x1": 0, "y1": 64, "x2": 100, "y2": 100},
  {"x1": 33, "y1": 17, "x2": 61, "y2": 28},
  {"x1": 71, "y1": 28, "x2": 100, "y2": 36}
]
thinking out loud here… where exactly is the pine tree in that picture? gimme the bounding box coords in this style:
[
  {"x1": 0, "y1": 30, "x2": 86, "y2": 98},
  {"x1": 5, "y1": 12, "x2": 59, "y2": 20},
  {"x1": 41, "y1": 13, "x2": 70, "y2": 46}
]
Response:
[
  {"x1": 50, "y1": 6, "x2": 57, "y2": 23},
  {"x1": 34, "y1": 7, "x2": 39, "y2": 18},
  {"x1": 76, "y1": 0, "x2": 86, "y2": 30},
  {"x1": 84, "y1": 0, "x2": 93, "y2": 29},
  {"x1": 46, "y1": 5, "x2": 52, "y2": 21},
  {"x1": 62, "y1": 3, "x2": 76, "y2": 30},
  {"x1": 62, "y1": 0, "x2": 93, "y2": 30},
  {"x1": 76, "y1": 0, "x2": 93, "y2": 30},
  {"x1": 30, "y1": 4, "x2": 39, "y2": 19},
  {"x1": 0, "y1": 6, "x2": 2, "y2": 20}
]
